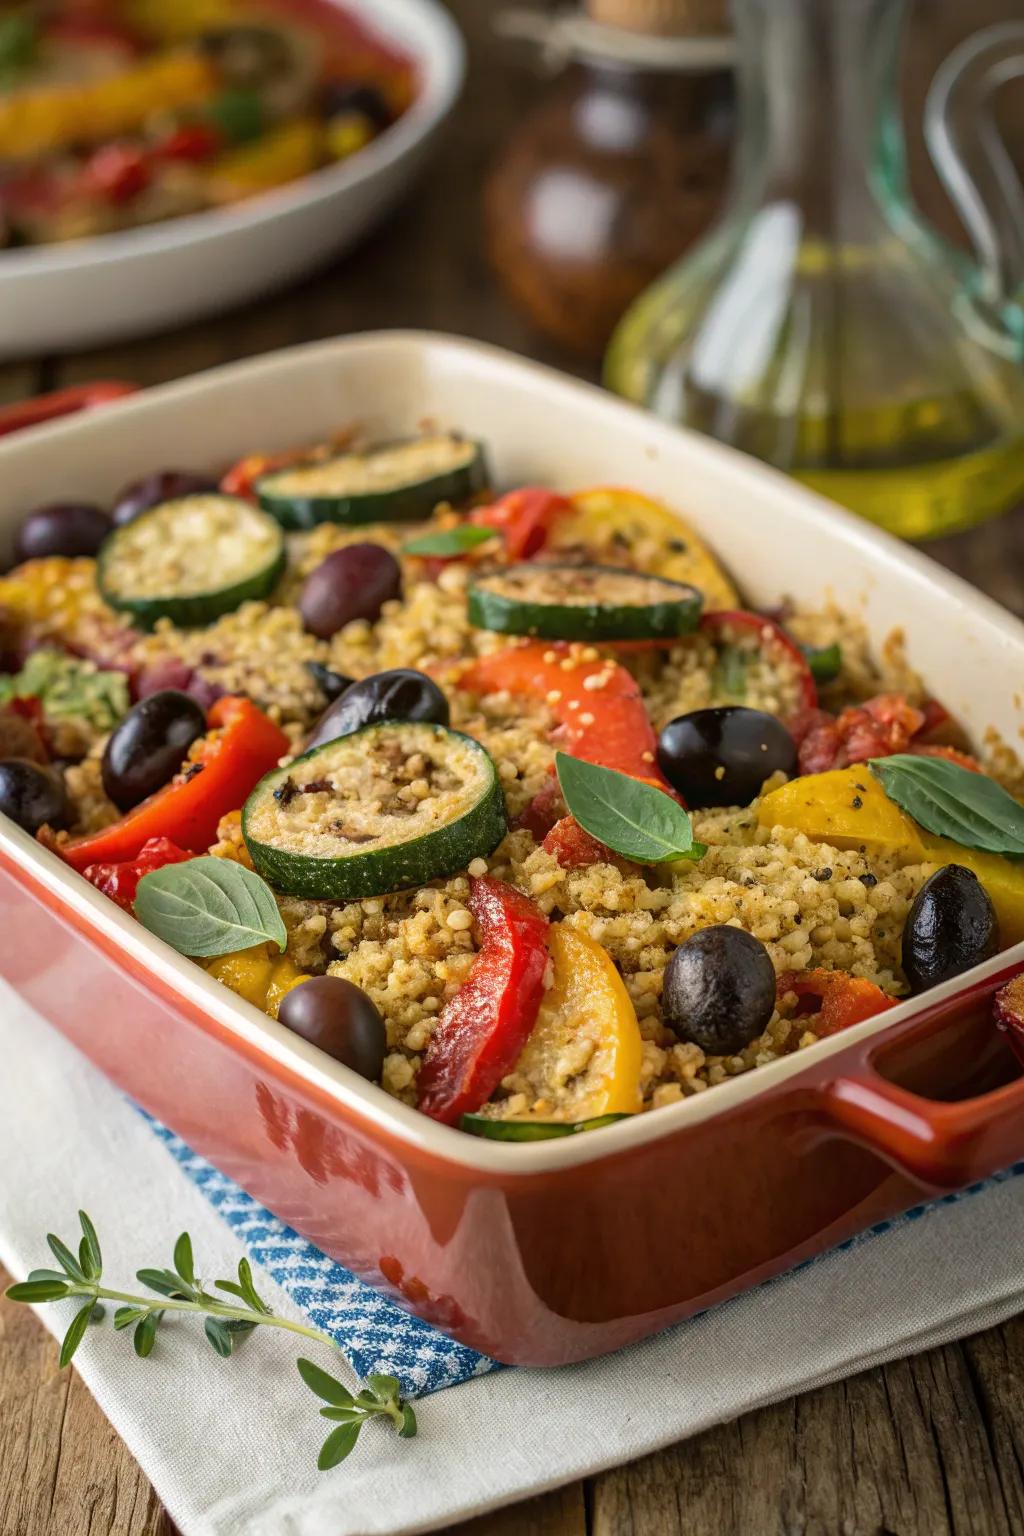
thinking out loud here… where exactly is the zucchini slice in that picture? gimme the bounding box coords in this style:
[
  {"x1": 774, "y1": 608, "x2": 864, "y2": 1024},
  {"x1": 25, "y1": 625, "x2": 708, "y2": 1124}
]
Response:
[
  {"x1": 256, "y1": 434, "x2": 489, "y2": 529},
  {"x1": 467, "y1": 563, "x2": 702, "y2": 641},
  {"x1": 242, "y1": 721, "x2": 507, "y2": 899},
  {"x1": 459, "y1": 1113, "x2": 632, "y2": 1141},
  {"x1": 97, "y1": 495, "x2": 284, "y2": 629}
]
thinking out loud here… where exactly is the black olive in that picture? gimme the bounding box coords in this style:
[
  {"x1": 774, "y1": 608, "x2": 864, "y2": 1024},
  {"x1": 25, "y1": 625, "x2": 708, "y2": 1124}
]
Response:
[
  {"x1": 305, "y1": 660, "x2": 355, "y2": 703},
  {"x1": 662, "y1": 925, "x2": 777, "y2": 1055},
  {"x1": 322, "y1": 80, "x2": 393, "y2": 131},
  {"x1": 112, "y1": 470, "x2": 219, "y2": 528},
  {"x1": 308, "y1": 668, "x2": 450, "y2": 749},
  {"x1": 901, "y1": 865, "x2": 998, "y2": 993},
  {"x1": 101, "y1": 689, "x2": 206, "y2": 812},
  {"x1": 299, "y1": 543, "x2": 402, "y2": 640},
  {"x1": 278, "y1": 976, "x2": 386, "y2": 1081},
  {"x1": 657, "y1": 706, "x2": 798, "y2": 808},
  {"x1": 0, "y1": 758, "x2": 71, "y2": 834},
  {"x1": 13, "y1": 502, "x2": 112, "y2": 564}
]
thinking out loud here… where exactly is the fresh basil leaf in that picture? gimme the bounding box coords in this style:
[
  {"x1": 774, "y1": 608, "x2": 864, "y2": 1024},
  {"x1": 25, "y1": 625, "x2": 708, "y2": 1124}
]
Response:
[
  {"x1": 801, "y1": 641, "x2": 842, "y2": 685},
  {"x1": 134, "y1": 856, "x2": 287, "y2": 958},
  {"x1": 402, "y1": 524, "x2": 497, "y2": 557},
  {"x1": 870, "y1": 754, "x2": 1024, "y2": 855},
  {"x1": 555, "y1": 753, "x2": 704, "y2": 864}
]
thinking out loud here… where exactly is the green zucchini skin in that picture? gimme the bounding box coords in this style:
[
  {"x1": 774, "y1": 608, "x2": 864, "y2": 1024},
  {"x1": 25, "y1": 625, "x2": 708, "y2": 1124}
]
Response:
[
  {"x1": 256, "y1": 436, "x2": 489, "y2": 530},
  {"x1": 97, "y1": 495, "x2": 285, "y2": 630},
  {"x1": 459, "y1": 1113, "x2": 632, "y2": 1141},
  {"x1": 242, "y1": 722, "x2": 508, "y2": 900},
  {"x1": 467, "y1": 563, "x2": 702, "y2": 642}
]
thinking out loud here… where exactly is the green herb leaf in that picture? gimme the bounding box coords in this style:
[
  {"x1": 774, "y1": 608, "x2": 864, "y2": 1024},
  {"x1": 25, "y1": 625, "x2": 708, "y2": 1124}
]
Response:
[
  {"x1": 206, "y1": 85, "x2": 264, "y2": 145},
  {"x1": 712, "y1": 645, "x2": 748, "y2": 700},
  {"x1": 134, "y1": 1310, "x2": 163, "y2": 1358},
  {"x1": 319, "y1": 1406, "x2": 366, "y2": 1424},
  {"x1": 365, "y1": 1373, "x2": 401, "y2": 1404},
  {"x1": 204, "y1": 1317, "x2": 235, "y2": 1358},
  {"x1": 399, "y1": 1403, "x2": 418, "y2": 1438},
  {"x1": 297, "y1": 1357, "x2": 355, "y2": 1407},
  {"x1": 870, "y1": 754, "x2": 1024, "y2": 855},
  {"x1": 136, "y1": 1267, "x2": 190, "y2": 1299},
  {"x1": 47, "y1": 1233, "x2": 86, "y2": 1282},
  {"x1": 6, "y1": 1278, "x2": 72, "y2": 1303},
  {"x1": 173, "y1": 1233, "x2": 195, "y2": 1288},
  {"x1": 555, "y1": 753, "x2": 705, "y2": 864},
  {"x1": 134, "y1": 857, "x2": 287, "y2": 958},
  {"x1": 78, "y1": 1212, "x2": 102, "y2": 1281},
  {"x1": 801, "y1": 641, "x2": 842, "y2": 685},
  {"x1": 26, "y1": 1267, "x2": 70, "y2": 1285},
  {"x1": 317, "y1": 1421, "x2": 361, "y2": 1470},
  {"x1": 237, "y1": 1256, "x2": 271, "y2": 1314},
  {"x1": 114, "y1": 1305, "x2": 149, "y2": 1331},
  {"x1": 402, "y1": 524, "x2": 497, "y2": 557},
  {"x1": 0, "y1": 13, "x2": 38, "y2": 84},
  {"x1": 59, "y1": 1302, "x2": 95, "y2": 1368}
]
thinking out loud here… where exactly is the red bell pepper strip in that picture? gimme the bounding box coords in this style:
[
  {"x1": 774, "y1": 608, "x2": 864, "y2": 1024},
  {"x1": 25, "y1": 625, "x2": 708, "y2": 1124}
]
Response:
[
  {"x1": 541, "y1": 814, "x2": 612, "y2": 869},
  {"x1": 82, "y1": 836, "x2": 192, "y2": 912},
  {"x1": 220, "y1": 446, "x2": 312, "y2": 502},
  {"x1": 701, "y1": 610, "x2": 819, "y2": 714},
  {"x1": 469, "y1": 488, "x2": 571, "y2": 561},
  {"x1": 460, "y1": 641, "x2": 672, "y2": 790},
  {"x1": 417, "y1": 876, "x2": 550, "y2": 1124},
  {"x1": 777, "y1": 969, "x2": 896, "y2": 1038},
  {"x1": 994, "y1": 974, "x2": 1024, "y2": 1068},
  {"x1": 60, "y1": 696, "x2": 288, "y2": 872},
  {"x1": 0, "y1": 381, "x2": 137, "y2": 439}
]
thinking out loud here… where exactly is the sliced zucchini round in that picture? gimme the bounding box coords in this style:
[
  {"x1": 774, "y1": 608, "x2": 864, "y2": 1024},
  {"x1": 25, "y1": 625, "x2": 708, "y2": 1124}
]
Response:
[
  {"x1": 467, "y1": 563, "x2": 702, "y2": 641},
  {"x1": 242, "y1": 721, "x2": 507, "y2": 899},
  {"x1": 459, "y1": 1113, "x2": 632, "y2": 1141},
  {"x1": 256, "y1": 434, "x2": 489, "y2": 530},
  {"x1": 97, "y1": 494, "x2": 284, "y2": 630}
]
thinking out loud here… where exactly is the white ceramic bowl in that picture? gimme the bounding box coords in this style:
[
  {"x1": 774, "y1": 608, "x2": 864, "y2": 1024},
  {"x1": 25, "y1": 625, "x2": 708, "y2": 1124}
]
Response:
[{"x1": 0, "y1": 0, "x2": 464, "y2": 360}]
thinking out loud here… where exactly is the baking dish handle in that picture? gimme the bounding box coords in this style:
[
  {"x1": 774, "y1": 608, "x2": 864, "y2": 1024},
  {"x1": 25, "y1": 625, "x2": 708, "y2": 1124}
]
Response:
[
  {"x1": 823, "y1": 1063, "x2": 1024, "y2": 1190},
  {"x1": 0, "y1": 380, "x2": 138, "y2": 438}
]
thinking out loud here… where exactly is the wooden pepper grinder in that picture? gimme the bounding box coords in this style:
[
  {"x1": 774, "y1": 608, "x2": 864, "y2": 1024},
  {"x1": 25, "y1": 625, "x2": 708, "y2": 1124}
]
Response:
[{"x1": 484, "y1": 0, "x2": 735, "y2": 361}]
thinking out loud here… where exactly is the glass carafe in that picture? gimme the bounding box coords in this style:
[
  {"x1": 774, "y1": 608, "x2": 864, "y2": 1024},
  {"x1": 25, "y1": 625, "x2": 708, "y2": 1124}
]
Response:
[{"x1": 604, "y1": 0, "x2": 1024, "y2": 539}]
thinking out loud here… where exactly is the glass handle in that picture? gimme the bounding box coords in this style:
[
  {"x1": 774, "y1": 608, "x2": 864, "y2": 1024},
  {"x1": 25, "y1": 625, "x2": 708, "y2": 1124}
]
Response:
[{"x1": 925, "y1": 21, "x2": 1024, "y2": 304}]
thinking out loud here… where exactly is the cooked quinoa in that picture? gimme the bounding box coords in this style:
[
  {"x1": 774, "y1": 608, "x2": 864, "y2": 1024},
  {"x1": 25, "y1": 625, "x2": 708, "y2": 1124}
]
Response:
[{"x1": 2, "y1": 443, "x2": 1018, "y2": 1134}]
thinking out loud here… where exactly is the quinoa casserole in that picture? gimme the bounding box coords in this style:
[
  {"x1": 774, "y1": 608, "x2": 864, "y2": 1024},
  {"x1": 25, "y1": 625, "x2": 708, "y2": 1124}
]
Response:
[{"x1": 4, "y1": 431, "x2": 1024, "y2": 1142}]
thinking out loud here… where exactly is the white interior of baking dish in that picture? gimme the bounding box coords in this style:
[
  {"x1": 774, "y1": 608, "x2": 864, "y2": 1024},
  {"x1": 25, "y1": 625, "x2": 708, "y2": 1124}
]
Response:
[{"x1": 1, "y1": 331, "x2": 1023, "y2": 1173}]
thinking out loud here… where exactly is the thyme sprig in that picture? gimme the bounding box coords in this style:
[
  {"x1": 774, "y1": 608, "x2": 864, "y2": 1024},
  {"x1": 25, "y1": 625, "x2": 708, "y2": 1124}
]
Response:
[{"x1": 5, "y1": 1212, "x2": 416, "y2": 1469}]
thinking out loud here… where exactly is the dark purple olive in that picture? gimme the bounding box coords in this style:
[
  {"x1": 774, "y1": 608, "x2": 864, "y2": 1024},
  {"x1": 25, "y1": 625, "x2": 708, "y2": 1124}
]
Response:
[
  {"x1": 662, "y1": 925, "x2": 776, "y2": 1055},
  {"x1": 902, "y1": 865, "x2": 998, "y2": 993},
  {"x1": 278, "y1": 975, "x2": 387, "y2": 1081},
  {"x1": 657, "y1": 706, "x2": 797, "y2": 808},
  {"x1": 0, "y1": 758, "x2": 71, "y2": 834},
  {"x1": 112, "y1": 470, "x2": 219, "y2": 527},
  {"x1": 101, "y1": 689, "x2": 206, "y2": 812},
  {"x1": 322, "y1": 80, "x2": 393, "y2": 130},
  {"x1": 305, "y1": 660, "x2": 355, "y2": 703},
  {"x1": 299, "y1": 543, "x2": 402, "y2": 640},
  {"x1": 13, "y1": 502, "x2": 112, "y2": 563},
  {"x1": 308, "y1": 668, "x2": 449, "y2": 749}
]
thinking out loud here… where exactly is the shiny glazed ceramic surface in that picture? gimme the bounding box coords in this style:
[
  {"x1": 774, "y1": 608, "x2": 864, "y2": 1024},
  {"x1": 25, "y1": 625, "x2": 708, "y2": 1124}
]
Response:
[{"x1": 2, "y1": 332, "x2": 1023, "y2": 1366}]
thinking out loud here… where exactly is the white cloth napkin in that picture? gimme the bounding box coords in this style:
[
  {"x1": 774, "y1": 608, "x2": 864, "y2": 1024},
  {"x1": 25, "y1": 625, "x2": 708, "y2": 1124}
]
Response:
[{"x1": 2, "y1": 978, "x2": 1022, "y2": 1536}]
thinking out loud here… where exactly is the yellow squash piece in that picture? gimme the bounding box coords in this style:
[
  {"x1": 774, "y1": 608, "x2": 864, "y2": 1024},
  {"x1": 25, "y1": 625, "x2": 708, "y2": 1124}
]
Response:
[
  {"x1": 206, "y1": 944, "x2": 310, "y2": 1019},
  {"x1": 758, "y1": 765, "x2": 1024, "y2": 946},
  {"x1": 506, "y1": 923, "x2": 643, "y2": 1122},
  {"x1": 548, "y1": 487, "x2": 740, "y2": 611},
  {"x1": 207, "y1": 119, "x2": 323, "y2": 203}
]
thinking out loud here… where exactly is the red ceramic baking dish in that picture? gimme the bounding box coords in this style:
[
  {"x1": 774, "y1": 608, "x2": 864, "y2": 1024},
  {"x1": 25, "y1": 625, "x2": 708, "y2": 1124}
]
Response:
[{"x1": 2, "y1": 332, "x2": 1024, "y2": 1368}]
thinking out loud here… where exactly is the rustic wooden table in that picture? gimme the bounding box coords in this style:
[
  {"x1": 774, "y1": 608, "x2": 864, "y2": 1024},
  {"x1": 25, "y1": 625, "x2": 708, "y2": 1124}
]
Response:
[{"x1": 3, "y1": 2, "x2": 1024, "y2": 1532}]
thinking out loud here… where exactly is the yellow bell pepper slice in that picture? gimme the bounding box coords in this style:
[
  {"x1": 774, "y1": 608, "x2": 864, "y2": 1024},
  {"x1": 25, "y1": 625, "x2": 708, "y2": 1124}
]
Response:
[
  {"x1": 0, "y1": 51, "x2": 217, "y2": 159},
  {"x1": 508, "y1": 923, "x2": 643, "y2": 1121},
  {"x1": 206, "y1": 119, "x2": 323, "y2": 203},
  {"x1": 206, "y1": 944, "x2": 310, "y2": 1018},
  {"x1": 547, "y1": 487, "x2": 740, "y2": 611},
  {"x1": 758, "y1": 765, "x2": 1024, "y2": 946}
]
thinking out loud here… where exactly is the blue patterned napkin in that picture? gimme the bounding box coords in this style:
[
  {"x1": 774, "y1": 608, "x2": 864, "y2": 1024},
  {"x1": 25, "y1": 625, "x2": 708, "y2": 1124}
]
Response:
[{"x1": 148, "y1": 1116, "x2": 1024, "y2": 1400}]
